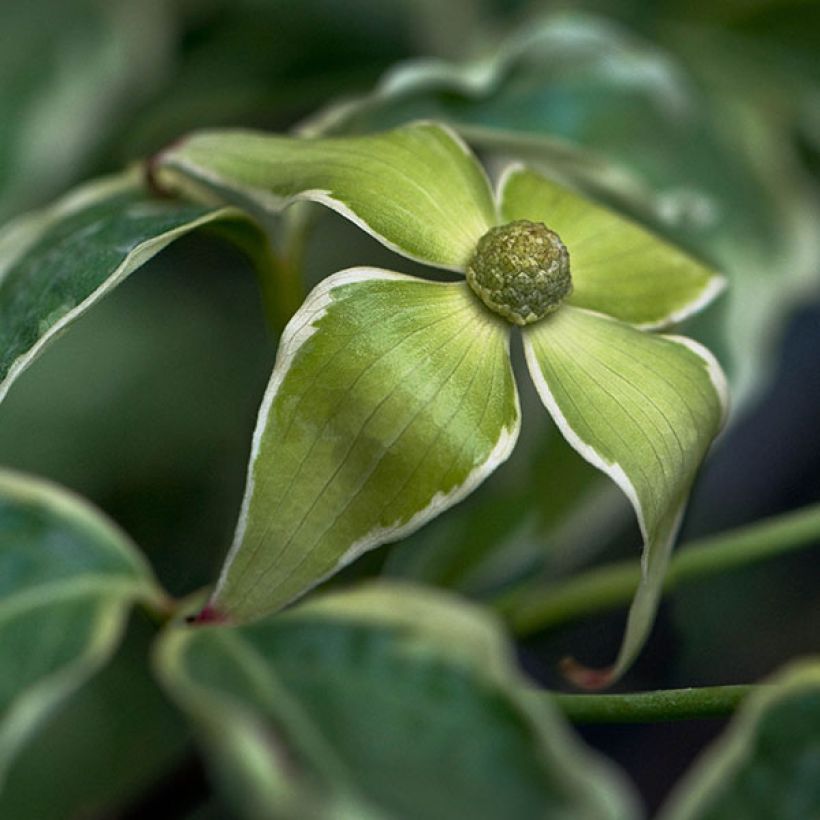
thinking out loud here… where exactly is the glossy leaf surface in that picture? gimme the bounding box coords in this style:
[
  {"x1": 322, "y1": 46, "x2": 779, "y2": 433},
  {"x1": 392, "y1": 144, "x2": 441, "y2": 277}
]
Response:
[
  {"x1": 157, "y1": 582, "x2": 638, "y2": 820},
  {"x1": 0, "y1": 170, "x2": 252, "y2": 403},
  {"x1": 0, "y1": 616, "x2": 189, "y2": 819},
  {"x1": 0, "y1": 469, "x2": 163, "y2": 788}
]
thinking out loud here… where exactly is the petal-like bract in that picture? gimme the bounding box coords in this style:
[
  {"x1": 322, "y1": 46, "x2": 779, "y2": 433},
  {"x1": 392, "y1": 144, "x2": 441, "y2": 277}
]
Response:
[
  {"x1": 213, "y1": 270, "x2": 520, "y2": 620},
  {"x1": 499, "y1": 166, "x2": 724, "y2": 329},
  {"x1": 157, "y1": 122, "x2": 497, "y2": 271},
  {"x1": 524, "y1": 306, "x2": 727, "y2": 687}
]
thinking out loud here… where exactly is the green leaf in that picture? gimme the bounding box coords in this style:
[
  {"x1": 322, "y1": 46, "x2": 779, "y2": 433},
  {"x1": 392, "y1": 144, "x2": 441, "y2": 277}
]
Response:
[
  {"x1": 0, "y1": 468, "x2": 164, "y2": 789},
  {"x1": 302, "y1": 13, "x2": 689, "y2": 172},
  {"x1": 0, "y1": 169, "x2": 256, "y2": 403},
  {"x1": 659, "y1": 660, "x2": 820, "y2": 820},
  {"x1": 523, "y1": 307, "x2": 727, "y2": 688},
  {"x1": 155, "y1": 121, "x2": 497, "y2": 271},
  {"x1": 0, "y1": 615, "x2": 189, "y2": 820},
  {"x1": 499, "y1": 165, "x2": 723, "y2": 329},
  {"x1": 155, "y1": 582, "x2": 638, "y2": 820},
  {"x1": 210, "y1": 268, "x2": 519, "y2": 622}
]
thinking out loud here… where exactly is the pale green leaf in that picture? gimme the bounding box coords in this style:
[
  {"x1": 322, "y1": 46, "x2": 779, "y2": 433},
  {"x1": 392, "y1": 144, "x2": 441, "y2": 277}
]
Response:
[
  {"x1": 499, "y1": 166, "x2": 724, "y2": 329},
  {"x1": 155, "y1": 121, "x2": 497, "y2": 271},
  {"x1": 0, "y1": 169, "x2": 259, "y2": 403},
  {"x1": 0, "y1": 468, "x2": 164, "y2": 789},
  {"x1": 523, "y1": 307, "x2": 727, "y2": 687},
  {"x1": 155, "y1": 582, "x2": 639, "y2": 820},
  {"x1": 659, "y1": 660, "x2": 820, "y2": 820},
  {"x1": 210, "y1": 269, "x2": 519, "y2": 622}
]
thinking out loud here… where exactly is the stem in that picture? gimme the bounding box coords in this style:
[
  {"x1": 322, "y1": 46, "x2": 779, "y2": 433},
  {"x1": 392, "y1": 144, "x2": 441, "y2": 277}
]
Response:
[
  {"x1": 498, "y1": 503, "x2": 820, "y2": 635},
  {"x1": 256, "y1": 233, "x2": 305, "y2": 332},
  {"x1": 546, "y1": 684, "x2": 760, "y2": 724},
  {"x1": 276, "y1": 203, "x2": 315, "y2": 324},
  {"x1": 203, "y1": 219, "x2": 305, "y2": 333},
  {"x1": 136, "y1": 585, "x2": 179, "y2": 627}
]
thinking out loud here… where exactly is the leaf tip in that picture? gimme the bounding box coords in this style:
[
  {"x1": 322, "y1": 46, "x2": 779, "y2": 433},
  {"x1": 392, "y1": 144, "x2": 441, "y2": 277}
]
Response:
[{"x1": 560, "y1": 656, "x2": 616, "y2": 691}]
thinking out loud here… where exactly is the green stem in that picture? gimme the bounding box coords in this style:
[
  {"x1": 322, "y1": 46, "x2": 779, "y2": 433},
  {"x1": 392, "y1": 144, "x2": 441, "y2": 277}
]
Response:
[
  {"x1": 278, "y1": 202, "x2": 315, "y2": 321},
  {"x1": 249, "y1": 231, "x2": 304, "y2": 332},
  {"x1": 137, "y1": 587, "x2": 179, "y2": 626},
  {"x1": 204, "y1": 219, "x2": 305, "y2": 334},
  {"x1": 498, "y1": 503, "x2": 820, "y2": 635},
  {"x1": 547, "y1": 684, "x2": 760, "y2": 724}
]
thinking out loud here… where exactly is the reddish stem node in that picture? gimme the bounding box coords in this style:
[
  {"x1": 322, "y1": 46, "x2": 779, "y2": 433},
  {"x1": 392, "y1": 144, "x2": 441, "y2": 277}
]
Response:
[{"x1": 190, "y1": 603, "x2": 229, "y2": 626}]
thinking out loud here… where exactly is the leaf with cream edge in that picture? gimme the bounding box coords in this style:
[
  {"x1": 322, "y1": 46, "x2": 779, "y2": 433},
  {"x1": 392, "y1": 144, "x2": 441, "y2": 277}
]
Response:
[
  {"x1": 206, "y1": 269, "x2": 520, "y2": 622},
  {"x1": 498, "y1": 165, "x2": 725, "y2": 329},
  {"x1": 156, "y1": 582, "x2": 639, "y2": 820},
  {"x1": 0, "y1": 469, "x2": 166, "y2": 789},
  {"x1": 659, "y1": 660, "x2": 820, "y2": 820},
  {"x1": 154, "y1": 121, "x2": 497, "y2": 271},
  {"x1": 0, "y1": 168, "x2": 266, "y2": 404},
  {"x1": 524, "y1": 307, "x2": 727, "y2": 688}
]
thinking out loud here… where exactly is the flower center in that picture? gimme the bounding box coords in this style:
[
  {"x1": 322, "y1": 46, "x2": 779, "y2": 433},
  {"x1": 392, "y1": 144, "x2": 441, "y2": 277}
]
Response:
[{"x1": 466, "y1": 220, "x2": 572, "y2": 326}]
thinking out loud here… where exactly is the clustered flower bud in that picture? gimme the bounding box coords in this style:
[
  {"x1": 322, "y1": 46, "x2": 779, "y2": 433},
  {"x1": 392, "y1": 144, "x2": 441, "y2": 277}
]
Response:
[{"x1": 466, "y1": 219, "x2": 572, "y2": 325}]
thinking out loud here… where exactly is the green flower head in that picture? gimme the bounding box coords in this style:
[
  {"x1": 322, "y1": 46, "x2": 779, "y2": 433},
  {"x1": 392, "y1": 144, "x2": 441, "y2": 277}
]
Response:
[{"x1": 157, "y1": 121, "x2": 728, "y2": 687}]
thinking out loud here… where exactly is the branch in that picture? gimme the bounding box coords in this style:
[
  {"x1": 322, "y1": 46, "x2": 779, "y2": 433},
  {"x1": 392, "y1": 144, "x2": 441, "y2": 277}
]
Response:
[
  {"x1": 498, "y1": 503, "x2": 820, "y2": 635},
  {"x1": 547, "y1": 684, "x2": 759, "y2": 723}
]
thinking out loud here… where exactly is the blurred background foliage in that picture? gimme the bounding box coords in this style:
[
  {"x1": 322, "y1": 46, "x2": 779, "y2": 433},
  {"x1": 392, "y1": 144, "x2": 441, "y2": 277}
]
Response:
[{"x1": 0, "y1": 0, "x2": 818, "y2": 816}]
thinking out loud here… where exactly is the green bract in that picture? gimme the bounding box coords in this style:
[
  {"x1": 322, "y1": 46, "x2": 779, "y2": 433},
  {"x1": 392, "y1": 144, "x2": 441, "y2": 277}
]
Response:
[{"x1": 157, "y1": 121, "x2": 728, "y2": 687}]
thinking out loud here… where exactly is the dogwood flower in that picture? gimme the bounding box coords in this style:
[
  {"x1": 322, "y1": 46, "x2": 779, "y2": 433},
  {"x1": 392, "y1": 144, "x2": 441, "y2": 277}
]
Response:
[{"x1": 156, "y1": 121, "x2": 727, "y2": 687}]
